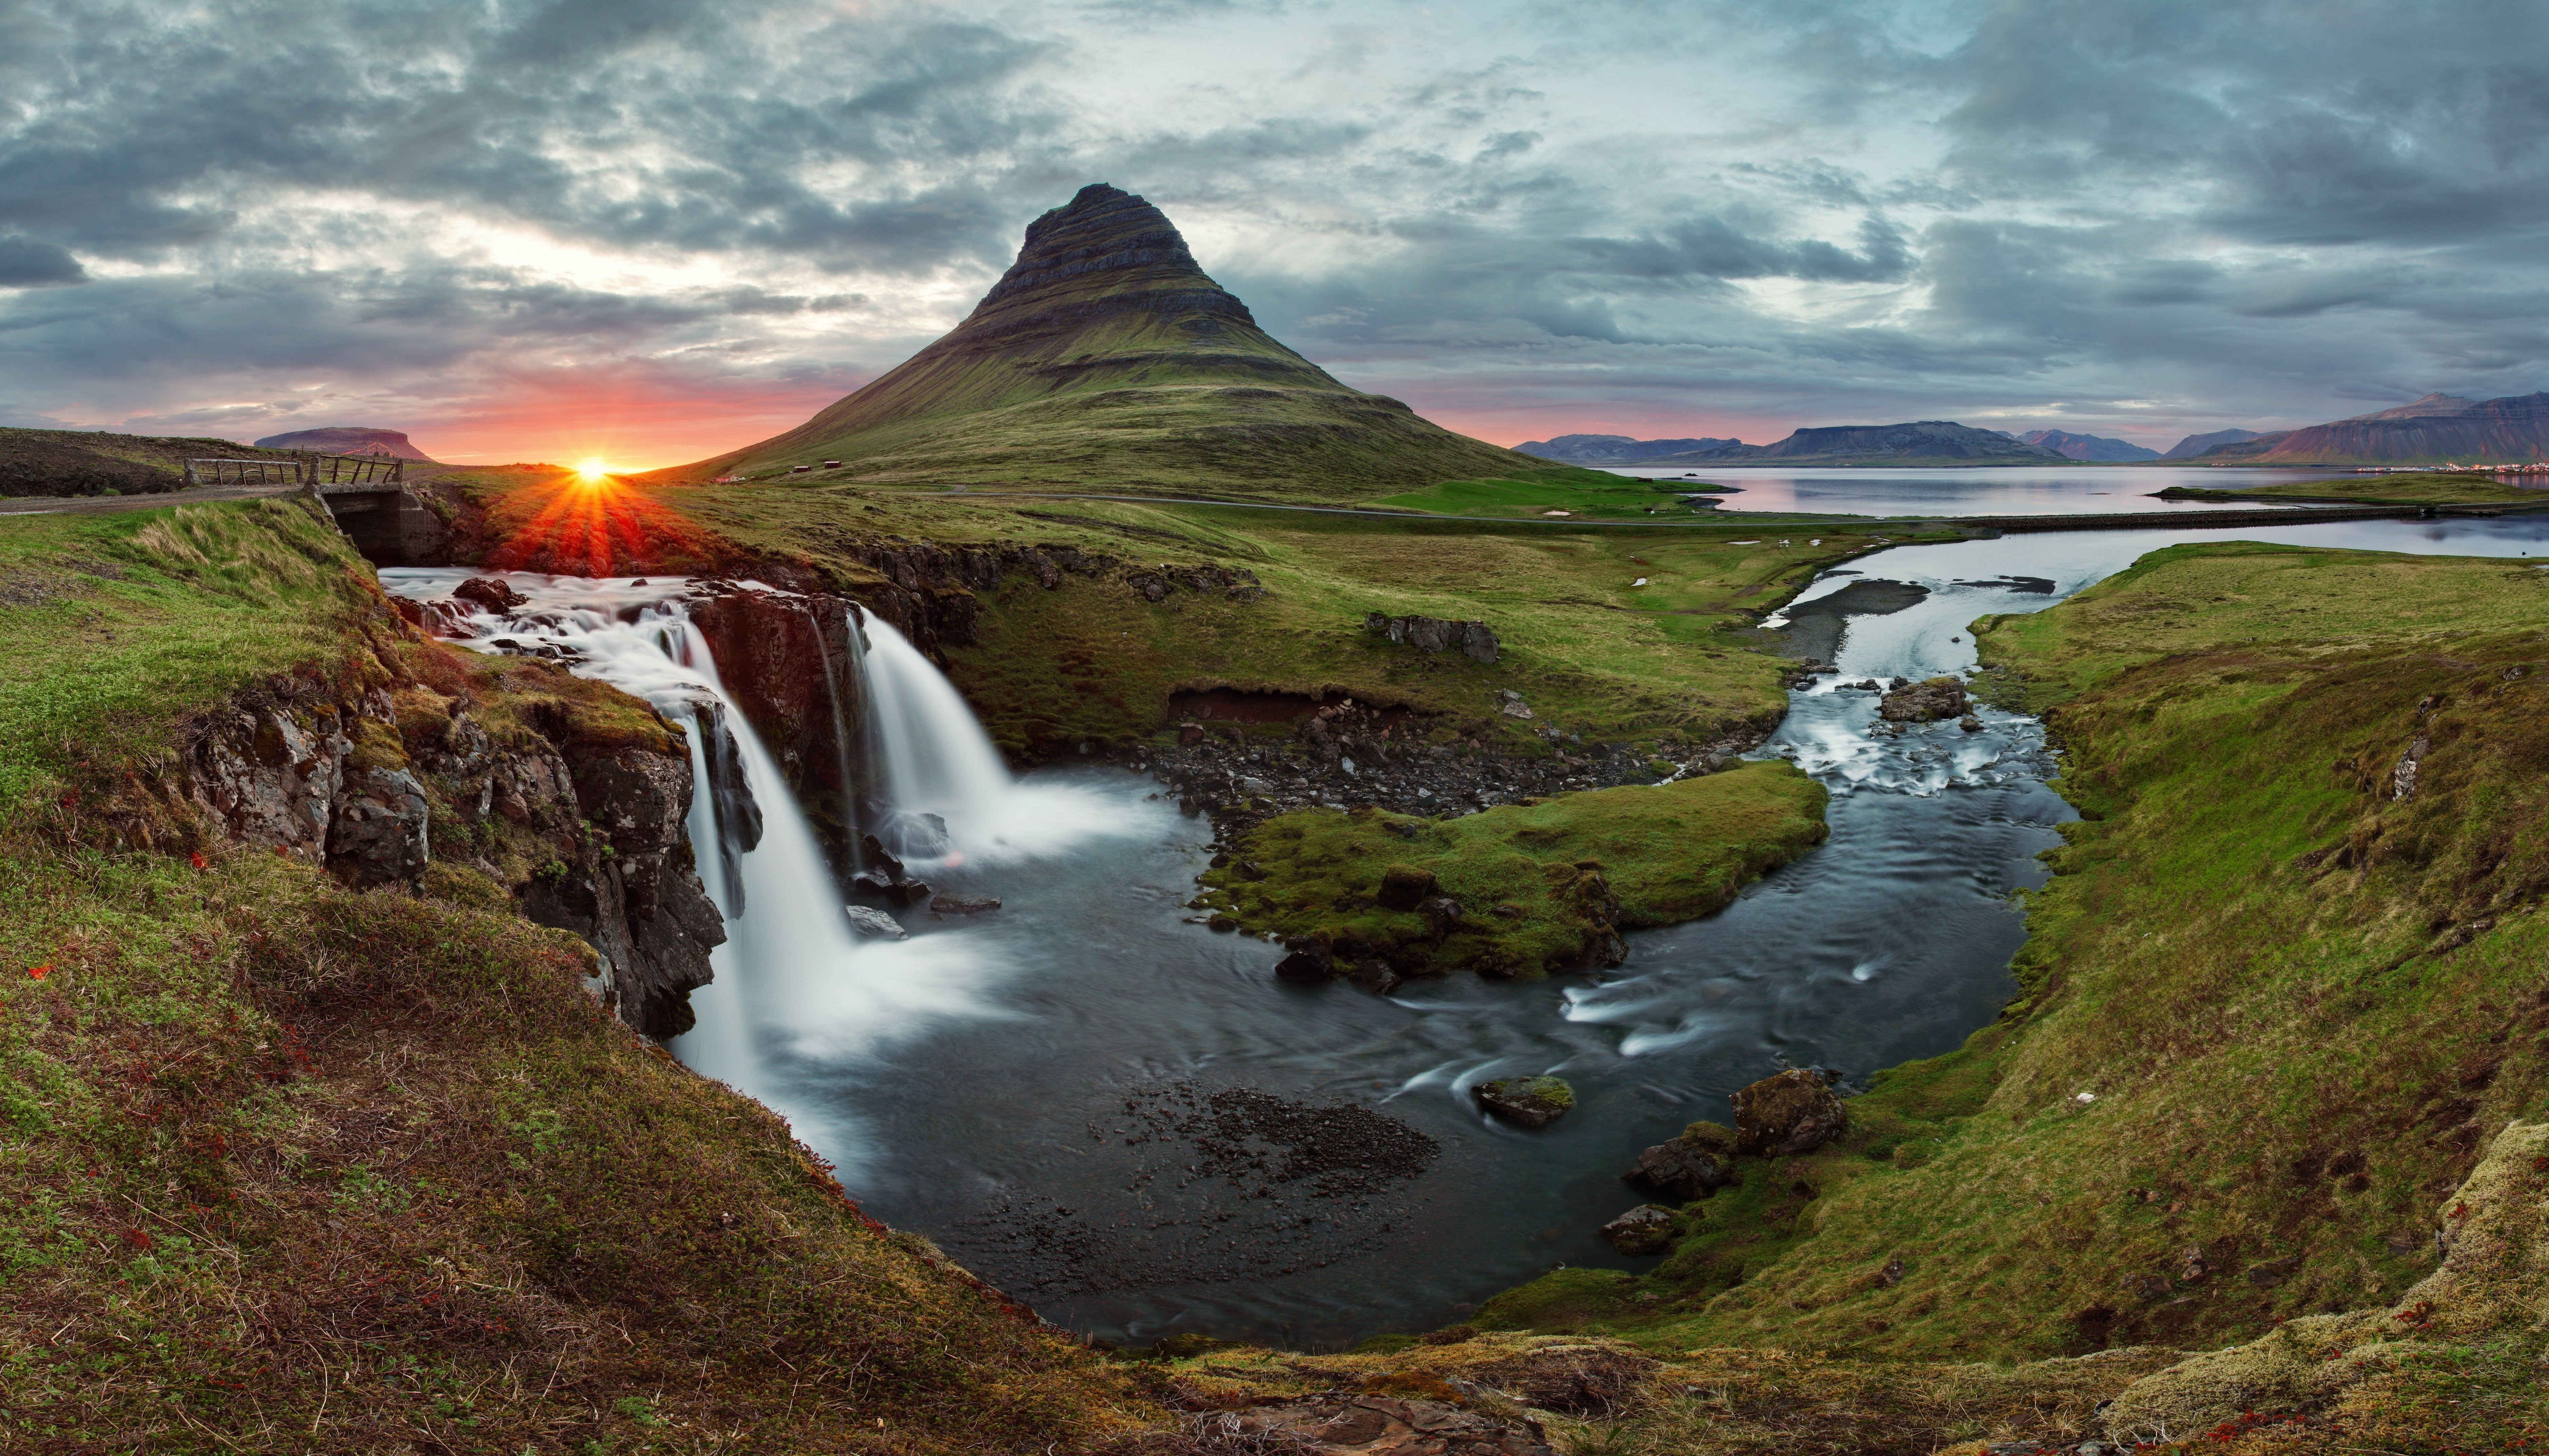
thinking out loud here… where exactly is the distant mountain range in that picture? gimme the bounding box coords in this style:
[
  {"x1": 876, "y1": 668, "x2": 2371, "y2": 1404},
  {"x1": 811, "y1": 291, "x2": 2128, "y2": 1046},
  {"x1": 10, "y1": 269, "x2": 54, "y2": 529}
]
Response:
[
  {"x1": 2162, "y1": 428, "x2": 2263, "y2": 459},
  {"x1": 253, "y1": 426, "x2": 438, "y2": 461},
  {"x1": 656, "y1": 184, "x2": 1532, "y2": 498},
  {"x1": 2180, "y1": 392, "x2": 2549, "y2": 465},
  {"x1": 2019, "y1": 429, "x2": 2160, "y2": 462},
  {"x1": 1638, "y1": 420, "x2": 2065, "y2": 467},
  {"x1": 1515, "y1": 433, "x2": 1742, "y2": 465}
]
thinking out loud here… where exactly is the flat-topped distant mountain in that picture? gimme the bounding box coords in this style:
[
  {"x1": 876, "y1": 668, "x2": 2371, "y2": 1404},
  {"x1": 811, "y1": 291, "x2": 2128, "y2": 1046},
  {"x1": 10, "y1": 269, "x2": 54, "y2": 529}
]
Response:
[
  {"x1": 2182, "y1": 391, "x2": 2549, "y2": 464},
  {"x1": 1663, "y1": 420, "x2": 2066, "y2": 467},
  {"x1": 252, "y1": 426, "x2": 438, "y2": 461},
  {"x1": 1515, "y1": 433, "x2": 1742, "y2": 465},
  {"x1": 2162, "y1": 427, "x2": 2264, "y2": 459},
  {"x1": 2019, "y1": 428, "x2": 2159, "y2": 462},
  {"x1": 657, "y1": 184, "x2": 1536, "y2": 499}
]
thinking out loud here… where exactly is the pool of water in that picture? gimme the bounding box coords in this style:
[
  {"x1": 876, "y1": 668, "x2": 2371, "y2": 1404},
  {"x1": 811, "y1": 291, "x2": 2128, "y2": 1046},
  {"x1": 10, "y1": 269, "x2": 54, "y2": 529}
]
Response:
[{"x1": 1602, "y1": 464, "x2": 2376, "y2": 518}]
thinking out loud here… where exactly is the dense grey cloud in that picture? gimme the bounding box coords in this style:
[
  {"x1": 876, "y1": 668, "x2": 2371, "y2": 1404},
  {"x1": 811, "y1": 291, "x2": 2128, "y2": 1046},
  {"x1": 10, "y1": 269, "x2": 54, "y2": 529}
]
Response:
[{"x1": 0, "y1": 0, "x2": 2543, "y2": 462}]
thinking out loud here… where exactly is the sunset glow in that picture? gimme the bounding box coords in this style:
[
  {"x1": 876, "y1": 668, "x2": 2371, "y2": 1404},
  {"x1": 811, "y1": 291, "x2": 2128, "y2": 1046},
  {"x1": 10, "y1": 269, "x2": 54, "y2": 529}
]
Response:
[{"x1": 575, "y1": 457, "x2": 611, "y2": 481}]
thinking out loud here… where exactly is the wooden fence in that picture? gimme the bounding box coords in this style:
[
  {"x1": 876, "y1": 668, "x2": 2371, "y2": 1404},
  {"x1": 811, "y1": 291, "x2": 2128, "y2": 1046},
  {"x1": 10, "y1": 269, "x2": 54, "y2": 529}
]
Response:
[{"x1": 184, "y1": 452, "x2": 406, "y2": 487}]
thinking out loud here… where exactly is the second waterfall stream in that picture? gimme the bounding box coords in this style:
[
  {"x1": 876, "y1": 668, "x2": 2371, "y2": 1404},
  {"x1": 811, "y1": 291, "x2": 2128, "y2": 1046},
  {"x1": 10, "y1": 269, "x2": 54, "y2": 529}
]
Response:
[{"x1": 380, "y1": 569, "x2": 1142, "y2": 1162}]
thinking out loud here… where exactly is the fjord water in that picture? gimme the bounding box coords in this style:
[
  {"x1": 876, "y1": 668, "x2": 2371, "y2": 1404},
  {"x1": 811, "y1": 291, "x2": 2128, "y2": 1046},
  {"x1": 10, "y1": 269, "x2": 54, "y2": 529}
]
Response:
[
  {"x1": 385, "y1": 513, "x2": 2549, "y2": 1349},
  {"x1": 1606, "y1": 464, "x2": 2353, "y2": 517}
]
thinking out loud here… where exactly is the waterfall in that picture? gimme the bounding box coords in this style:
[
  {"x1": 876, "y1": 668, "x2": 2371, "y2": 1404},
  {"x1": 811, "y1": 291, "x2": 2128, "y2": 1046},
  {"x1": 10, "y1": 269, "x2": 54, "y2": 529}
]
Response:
[
  {"x1": 378, "y1": 570, "x2": 1007, "y2": 1166},
  {"x1": 855, "y1": 618, "x2": 1015, "y2": 861}
]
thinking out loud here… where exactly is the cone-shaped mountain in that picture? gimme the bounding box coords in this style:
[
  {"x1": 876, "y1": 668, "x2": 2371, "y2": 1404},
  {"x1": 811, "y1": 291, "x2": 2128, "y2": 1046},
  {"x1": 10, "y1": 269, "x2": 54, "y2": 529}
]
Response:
[{"x1": 665, "y1": 184, "x2": 1534, "y2": 500}]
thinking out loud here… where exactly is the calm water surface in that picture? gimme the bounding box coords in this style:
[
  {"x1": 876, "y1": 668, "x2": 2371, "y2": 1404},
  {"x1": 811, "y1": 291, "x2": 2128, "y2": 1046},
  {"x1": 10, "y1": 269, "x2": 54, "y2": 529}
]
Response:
[{"x1": 1603, "y1": 463, "x2": 2376, "y2": 518}]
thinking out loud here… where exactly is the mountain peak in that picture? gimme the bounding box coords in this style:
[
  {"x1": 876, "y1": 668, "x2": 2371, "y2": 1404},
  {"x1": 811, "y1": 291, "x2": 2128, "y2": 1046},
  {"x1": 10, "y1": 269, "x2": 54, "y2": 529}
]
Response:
[
  {"x1": 660, "y1": 184, "x2": 1530, "y2": 497},
  {"x1": 975, "y1": 183, "x2": 1241, "y2": 321}
]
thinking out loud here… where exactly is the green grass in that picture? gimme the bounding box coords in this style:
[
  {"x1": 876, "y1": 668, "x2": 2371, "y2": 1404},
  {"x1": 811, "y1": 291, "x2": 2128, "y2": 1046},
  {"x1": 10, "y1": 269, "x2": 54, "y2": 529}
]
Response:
[
  {"x1": 1466, "y1": 543, "x2": 2549, "y2": 1410},
  {"x1": 1195, "y1": 762, "x2": 1829, "y2": 976},
  {"x1": 1370, "y1": 468, "x2": 1732, "y2": 520},
  {"x1": 1970, "y1": 538, "x2": 2549, "y2": 710},
  {"x1": 2155, "y1": 470, "x2": 2549, "y2": 506},
  {"x1": 0, "y1": 498, "x2": 373, "y2": 822},
  {"x1": 0, "y1": 843, "x2": 1151, "y2": 1453},
  {"x1": 618, "y1": 481, "x2": 1955, "y2": 758}
]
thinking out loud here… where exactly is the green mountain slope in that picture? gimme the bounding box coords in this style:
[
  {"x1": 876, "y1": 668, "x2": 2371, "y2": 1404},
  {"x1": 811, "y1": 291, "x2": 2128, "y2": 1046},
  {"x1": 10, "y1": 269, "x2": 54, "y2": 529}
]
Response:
[{"x1": 655, "y1": 184, "x2": 1536, "y2": 503}]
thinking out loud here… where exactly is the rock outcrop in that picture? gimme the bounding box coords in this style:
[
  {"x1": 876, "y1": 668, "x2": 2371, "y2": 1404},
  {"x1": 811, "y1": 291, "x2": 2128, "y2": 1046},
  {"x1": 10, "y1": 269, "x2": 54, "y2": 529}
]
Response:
[
  {"x1": 1365, "y1": 611, "x2": 1499, "y2": 664},
  {"x1": 1622, "y1": 1127, "x2": 1736, "y2": 1203},
  {"x1": 1731, "y1": 1069, "x2": 1848, "y2": 1156},
  {"x1": 1598, "y1": 1205, "x2": 1678, "y2": 1256},
  {"x1": 177, "y1": 659, "x2": 724, "y2": 1040}
]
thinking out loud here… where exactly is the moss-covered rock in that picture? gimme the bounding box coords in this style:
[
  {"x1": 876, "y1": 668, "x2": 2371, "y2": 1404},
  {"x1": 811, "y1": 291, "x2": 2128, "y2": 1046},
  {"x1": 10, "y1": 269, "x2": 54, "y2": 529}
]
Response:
[
  {"x1": 1731, "y1": 1068, "x2": 1847, "y2": 1156},
  {"x1": 1476, "y1": 1075, "x2": 1575, "y2": 1128}
]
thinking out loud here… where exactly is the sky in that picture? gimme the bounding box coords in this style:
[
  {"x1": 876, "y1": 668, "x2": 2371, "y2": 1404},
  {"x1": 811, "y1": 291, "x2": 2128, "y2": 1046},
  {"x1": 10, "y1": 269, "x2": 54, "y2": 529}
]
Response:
[{"x1": 2, "y1": 0, "x2": 2546, "y2": 469}]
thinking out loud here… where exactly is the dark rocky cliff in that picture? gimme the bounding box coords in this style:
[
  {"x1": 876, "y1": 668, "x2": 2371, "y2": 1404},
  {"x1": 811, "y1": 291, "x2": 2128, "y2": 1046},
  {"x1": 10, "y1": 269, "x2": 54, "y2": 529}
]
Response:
[{"x1": 173, "y1": 649, "x2": 722, "y2": 1038}]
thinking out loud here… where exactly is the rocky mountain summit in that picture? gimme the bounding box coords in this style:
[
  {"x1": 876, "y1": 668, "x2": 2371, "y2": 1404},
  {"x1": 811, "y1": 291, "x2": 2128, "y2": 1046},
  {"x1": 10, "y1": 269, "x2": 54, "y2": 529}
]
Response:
[{"x1": 664, "y1": 183, "x2": 1531, "y2": 497}]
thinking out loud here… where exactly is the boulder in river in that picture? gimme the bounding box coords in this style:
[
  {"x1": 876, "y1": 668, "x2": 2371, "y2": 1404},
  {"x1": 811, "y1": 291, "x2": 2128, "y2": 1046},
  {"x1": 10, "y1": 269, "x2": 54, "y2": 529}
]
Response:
[
  {"x1": 1274, "y1": 936, "x2": 1337, "y2": 983},
  {"x1": 1623, "y1": 1133, "x2": 1735, "y2": 1203},
  {"x1": 1732, "y1": 1069, "x2": 1848, "y2": 1156},
  {"x1": 1879, "y1": 676, "x2": 1969, "y2": 723},
  {"x1": 843, "y1": 905, "x2": 907, "y2": 939},
  {"x1": 929, "y1": 893, "x2": 1001, "y2": 915},
  {"x1": 850, "y1": 869, "x2": 931, "y2": 906},
  {"x1": 1599, "y1": 1204, "x2": 1679, "y2": 1256},
  {"x1": 1474, "y1": 1076, "x2": 1574, "y2": 1128},
  {"x1": 452, "y1": 576, "x2": 528, "y2": 611}
]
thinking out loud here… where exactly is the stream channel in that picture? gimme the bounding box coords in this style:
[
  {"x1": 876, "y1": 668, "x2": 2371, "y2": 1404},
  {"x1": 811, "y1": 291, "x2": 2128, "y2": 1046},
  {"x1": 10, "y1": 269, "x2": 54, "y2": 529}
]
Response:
[{"x1": 382, "y1": 514, "x2": 2549, "y2": 1351}]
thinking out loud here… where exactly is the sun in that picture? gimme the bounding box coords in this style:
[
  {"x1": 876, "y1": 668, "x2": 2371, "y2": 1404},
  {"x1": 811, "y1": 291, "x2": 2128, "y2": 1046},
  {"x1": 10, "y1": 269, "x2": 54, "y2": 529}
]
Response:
[{"x1": 575, "y1": 457, "x2": 612, "y2": 482}]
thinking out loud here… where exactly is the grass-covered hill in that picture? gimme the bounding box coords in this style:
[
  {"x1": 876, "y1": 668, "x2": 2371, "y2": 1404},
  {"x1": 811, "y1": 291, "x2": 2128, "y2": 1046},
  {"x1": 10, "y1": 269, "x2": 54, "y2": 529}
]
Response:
[
  {"x1": 1458, "y1": 540, "x2": 2549, "y2": 1450},
  {"x1": 648, "y1": 184, "x2": 1538, "y2": 503},
  {"x1": 0, "y1": 426, "x2": 303, "y2": 499}
]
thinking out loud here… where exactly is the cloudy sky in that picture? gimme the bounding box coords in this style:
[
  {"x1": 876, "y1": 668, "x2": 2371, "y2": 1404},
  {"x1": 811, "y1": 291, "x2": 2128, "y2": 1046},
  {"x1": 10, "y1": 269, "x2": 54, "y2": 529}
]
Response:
[{"x1": 2, "y1": 0, "x2": 2545, "y2": 467}]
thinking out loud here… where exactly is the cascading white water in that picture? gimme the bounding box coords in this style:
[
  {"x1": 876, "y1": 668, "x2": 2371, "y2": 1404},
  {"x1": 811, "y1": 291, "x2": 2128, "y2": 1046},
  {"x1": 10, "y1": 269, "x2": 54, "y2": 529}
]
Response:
[
  {"x1": 854, "y1": 615, "x2": 1131, "y2": 864},
  {"x1": 377, "y1": 570, "x2": 1008, "y2": 1163}
]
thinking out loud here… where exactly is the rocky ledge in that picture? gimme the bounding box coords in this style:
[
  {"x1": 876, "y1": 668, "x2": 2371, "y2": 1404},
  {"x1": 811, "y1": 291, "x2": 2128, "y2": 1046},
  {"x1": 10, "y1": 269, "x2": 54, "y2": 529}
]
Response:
[{"x1": 1140, "y1": 696, "x2": 1773, "y2": 846}]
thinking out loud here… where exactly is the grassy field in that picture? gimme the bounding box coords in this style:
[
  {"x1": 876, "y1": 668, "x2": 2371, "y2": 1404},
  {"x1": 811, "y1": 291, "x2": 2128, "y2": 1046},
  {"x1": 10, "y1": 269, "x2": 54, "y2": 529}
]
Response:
[
  {"x1": 2156, "y1": 470, "x2": 2549, "y2": 506},
  {"x1": 1195, "y1": 762, "x2": 1829, "y2": 976},
  {"x1": 1456, "y1": 541, "x2": 2549, "y2": 1448},
  {"x1": 0, "y1": 497, "x2": 374, "y2": 822},
  {"x1": 1370, "y1": 468, "x2": 1737, "y2": 520}
]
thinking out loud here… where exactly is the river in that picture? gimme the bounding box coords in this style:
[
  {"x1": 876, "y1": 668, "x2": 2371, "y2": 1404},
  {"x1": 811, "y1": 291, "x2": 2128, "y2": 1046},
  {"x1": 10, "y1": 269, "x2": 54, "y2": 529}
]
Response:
[{"x1": 383, "y1": 512, "x2": 2549, "y2": 1353}]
